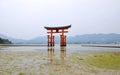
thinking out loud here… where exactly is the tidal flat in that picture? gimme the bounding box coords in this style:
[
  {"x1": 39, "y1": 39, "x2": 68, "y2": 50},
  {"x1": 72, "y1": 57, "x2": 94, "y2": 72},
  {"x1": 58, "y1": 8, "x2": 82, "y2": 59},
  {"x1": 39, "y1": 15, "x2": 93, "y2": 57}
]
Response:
[{"x1": 0, "y1": 51, "x2": 120, "y2": 75}]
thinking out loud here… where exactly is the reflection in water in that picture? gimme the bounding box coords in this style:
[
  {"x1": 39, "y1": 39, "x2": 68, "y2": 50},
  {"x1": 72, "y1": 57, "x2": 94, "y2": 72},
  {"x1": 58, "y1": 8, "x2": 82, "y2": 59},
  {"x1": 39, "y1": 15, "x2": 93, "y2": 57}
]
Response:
[
  {"x1": 0, "y1": 46, "x2": 6, "y2": 50},
  {"x1": 47, "y1": 47, "x2": 66, "y2": 64},
  {"x1": 48, "y1": 47, "x2": 54, "y2": 63},
  {"x1": 60, "y1": 47, "x2": 66, "y2": 63}
]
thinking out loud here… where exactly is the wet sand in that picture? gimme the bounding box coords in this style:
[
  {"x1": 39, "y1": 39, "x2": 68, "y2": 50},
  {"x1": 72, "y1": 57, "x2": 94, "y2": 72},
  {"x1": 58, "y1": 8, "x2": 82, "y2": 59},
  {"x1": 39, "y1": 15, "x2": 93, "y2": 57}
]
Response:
[{"x1": 0, "y1": 51, "x2": 120, "y2": 75}]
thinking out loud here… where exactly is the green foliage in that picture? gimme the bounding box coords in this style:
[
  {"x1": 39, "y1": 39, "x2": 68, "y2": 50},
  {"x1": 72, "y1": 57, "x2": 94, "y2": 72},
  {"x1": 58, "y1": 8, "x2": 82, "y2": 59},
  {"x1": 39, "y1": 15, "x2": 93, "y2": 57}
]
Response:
[
  {"x1": 18, "y1": 73, "x2": 26, "y2": 75},
  {"x1": 87, "y1": 52, "x2": 120, "y2": 70},
  {"x1": 0, "y1": 37, "x2": 12, "y2": 44}
]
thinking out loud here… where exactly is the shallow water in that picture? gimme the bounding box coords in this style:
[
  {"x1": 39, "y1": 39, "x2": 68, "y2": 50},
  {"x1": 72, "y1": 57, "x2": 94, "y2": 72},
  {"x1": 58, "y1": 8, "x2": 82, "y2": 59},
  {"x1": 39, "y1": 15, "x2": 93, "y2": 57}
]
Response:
[{"x1": 0, "y1": 44, "x2": 120, "y2": 52}]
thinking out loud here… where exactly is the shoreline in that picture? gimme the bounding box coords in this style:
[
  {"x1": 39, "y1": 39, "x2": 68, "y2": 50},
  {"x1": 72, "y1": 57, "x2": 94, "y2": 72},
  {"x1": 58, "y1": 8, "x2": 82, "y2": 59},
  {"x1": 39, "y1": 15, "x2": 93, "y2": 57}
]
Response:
[
  {"x1": 81, "y1": 44, "x2": 120, "y2": 48},
  {"x1": 0, "y1": 44, "x2": 47, "y2": 47}
]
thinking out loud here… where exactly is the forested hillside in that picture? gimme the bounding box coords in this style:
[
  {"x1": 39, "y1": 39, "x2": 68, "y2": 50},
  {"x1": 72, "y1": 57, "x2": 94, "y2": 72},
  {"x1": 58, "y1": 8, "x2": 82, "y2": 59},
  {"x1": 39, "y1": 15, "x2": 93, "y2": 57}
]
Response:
[{"x1": 0, "y1": 37, "x2": 12, "y2": 44}]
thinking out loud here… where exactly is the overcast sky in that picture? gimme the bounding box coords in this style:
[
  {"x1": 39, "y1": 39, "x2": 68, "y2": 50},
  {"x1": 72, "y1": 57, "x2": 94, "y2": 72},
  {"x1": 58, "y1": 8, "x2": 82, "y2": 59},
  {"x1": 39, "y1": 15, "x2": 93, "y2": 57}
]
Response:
[{"x1": 0, "y1": 0, "x2": 120, "y2": 39}]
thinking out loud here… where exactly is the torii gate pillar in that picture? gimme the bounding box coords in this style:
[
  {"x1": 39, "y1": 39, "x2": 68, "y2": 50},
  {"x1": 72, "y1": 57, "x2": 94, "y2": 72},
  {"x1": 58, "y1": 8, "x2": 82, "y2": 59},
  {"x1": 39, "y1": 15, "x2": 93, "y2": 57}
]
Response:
[{"x1": 44, "y1": 25, "x2": 71, "y2": 46}]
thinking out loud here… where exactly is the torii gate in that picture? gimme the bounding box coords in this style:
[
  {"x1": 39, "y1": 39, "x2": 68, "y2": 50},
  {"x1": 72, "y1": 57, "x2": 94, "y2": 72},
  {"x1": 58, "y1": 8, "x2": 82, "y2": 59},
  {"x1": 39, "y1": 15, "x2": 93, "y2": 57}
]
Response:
[{"x1": 44, "y1": 25, "x2": 71, "y2": 46}]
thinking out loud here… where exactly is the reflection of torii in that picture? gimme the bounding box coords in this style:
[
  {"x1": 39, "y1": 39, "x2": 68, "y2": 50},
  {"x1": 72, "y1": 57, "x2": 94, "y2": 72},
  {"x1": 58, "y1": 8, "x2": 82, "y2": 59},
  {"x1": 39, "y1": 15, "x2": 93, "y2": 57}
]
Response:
[
  {"x1": 47, "y1": 47, "x2": 66, "y2": 64},
  {"x1": 48, "y1": 47, "x2": 54, "y2": 63},
  {"x1": 60, "y1": 47, "x2": 66, "y2": 62}
]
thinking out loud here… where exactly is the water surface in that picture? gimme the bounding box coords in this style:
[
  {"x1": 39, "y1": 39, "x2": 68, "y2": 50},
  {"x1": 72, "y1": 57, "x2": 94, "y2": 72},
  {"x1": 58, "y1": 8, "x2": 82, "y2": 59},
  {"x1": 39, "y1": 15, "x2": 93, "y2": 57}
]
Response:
[{"x1": 0, "y1": 44, "x2": 120, "y2": 53}]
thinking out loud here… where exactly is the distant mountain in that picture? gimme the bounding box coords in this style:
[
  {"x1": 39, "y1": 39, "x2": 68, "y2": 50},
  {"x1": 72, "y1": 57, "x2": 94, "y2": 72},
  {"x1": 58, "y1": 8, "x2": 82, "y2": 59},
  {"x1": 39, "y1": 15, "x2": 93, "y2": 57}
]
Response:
[
  {"x1": 67, "y1": 33, "x2": 120, "y2": 44},
  {"x1": 0, "y1": 33, "x2": 120, "y2": 44},
  {"x1": 26, "y1": 36, "x2": 47, "y2": 44},
  {"x1": 0, "y1": 34, "x2": 47, "y2": 44},
  {"x1": 0, "y1": 34, "x2": 26, "y2": 44}
]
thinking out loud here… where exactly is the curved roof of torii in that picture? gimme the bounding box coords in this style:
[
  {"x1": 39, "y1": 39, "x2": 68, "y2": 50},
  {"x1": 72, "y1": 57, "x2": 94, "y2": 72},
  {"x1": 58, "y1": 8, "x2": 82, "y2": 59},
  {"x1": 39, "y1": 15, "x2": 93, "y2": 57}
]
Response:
[{"x1": 44, "y1": 25, "x2": 71, "y2": 30}]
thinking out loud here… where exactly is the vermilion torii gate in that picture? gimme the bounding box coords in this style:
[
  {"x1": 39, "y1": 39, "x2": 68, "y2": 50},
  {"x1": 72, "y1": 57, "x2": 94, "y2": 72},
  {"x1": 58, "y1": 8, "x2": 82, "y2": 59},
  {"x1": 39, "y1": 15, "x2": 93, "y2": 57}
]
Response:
[{"x1": 44, "y1": 25, "x2": 71, "y2": 46}]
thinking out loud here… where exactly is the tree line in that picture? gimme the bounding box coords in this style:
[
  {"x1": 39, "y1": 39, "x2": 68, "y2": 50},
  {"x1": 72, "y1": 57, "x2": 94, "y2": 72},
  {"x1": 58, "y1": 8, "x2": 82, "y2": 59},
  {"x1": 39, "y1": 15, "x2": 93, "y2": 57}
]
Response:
[{"x1": 0, "y1": 37, "x2": 12, "y2": 44}]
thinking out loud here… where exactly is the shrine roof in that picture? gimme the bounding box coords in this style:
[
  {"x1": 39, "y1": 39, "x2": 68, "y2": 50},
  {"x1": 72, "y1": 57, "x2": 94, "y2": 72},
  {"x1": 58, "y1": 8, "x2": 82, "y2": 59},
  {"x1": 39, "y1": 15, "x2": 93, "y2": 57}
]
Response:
[{"x1": 44, "y1": 25, "x2": 71, "y2": 30}]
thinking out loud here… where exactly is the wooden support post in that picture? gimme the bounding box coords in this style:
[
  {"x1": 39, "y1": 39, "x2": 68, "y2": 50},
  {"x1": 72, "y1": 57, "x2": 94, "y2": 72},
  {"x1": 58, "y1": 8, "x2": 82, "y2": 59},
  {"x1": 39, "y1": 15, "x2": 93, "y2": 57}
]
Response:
[
  {"x1": 50, "y1": 36, "x2": 51, "y2": 46},
  {"x1": 60, "y1": 29, "x2": 64, "y2": 46},
  {"x1": 60, "y1": 29, "x2": 66, "y2": 46},
  {"x1": 60, "y1": 35, "x2": 62, "y2": 46},
  {"x1": 50, "y1": 30, "x2": 52, "y2": 46},
  {"x1": 60, "y1": 35, "x2": 66, "y2": 46},
  {"x1": 47, "y1": 30, "x2": 54, "y2": 47},
  {"x1": 48, "y1": 35, "x2": 50, "y2": 46},
  {"x1": 64, "y1": 35, "x2": 66, "y2": 46},
  {"x1": 53, "y1": 36, "x2": 55, "y2": 46}
]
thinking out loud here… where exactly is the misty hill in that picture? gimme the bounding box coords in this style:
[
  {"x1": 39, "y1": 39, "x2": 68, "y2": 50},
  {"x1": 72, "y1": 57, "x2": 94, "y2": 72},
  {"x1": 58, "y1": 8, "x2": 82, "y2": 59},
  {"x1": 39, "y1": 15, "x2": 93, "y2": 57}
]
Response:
[
  {"x1": 0, "y1": 34, "x2": 120, "y2": 44},
  {"x1": 0, "y1": 34, "x2": 26, "y2": 44},
  {"x1": 67, "y1": 34, "x2": 120, "y2": 44},
  {"x1": 0, "y1": 34, "x2": 47, "y2": 44},
  {"x1": 26, "y1": 36, "x2": 47, "y2": 44}
]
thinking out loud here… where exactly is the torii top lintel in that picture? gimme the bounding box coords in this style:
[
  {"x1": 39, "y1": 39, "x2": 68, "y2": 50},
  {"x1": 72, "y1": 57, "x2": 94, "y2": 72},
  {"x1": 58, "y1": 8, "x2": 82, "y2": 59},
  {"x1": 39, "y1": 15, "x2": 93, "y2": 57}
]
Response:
[{"x1": 44, "y1": 25, "x2": 71, "y2": 30}]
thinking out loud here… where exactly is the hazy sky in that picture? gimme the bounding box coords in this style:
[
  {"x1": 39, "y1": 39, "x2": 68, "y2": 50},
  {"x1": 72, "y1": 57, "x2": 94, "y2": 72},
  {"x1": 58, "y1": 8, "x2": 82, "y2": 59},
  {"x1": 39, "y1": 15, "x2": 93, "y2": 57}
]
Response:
[{"x1": 0, "y1": 0, "x2": 120, "y2": 39}]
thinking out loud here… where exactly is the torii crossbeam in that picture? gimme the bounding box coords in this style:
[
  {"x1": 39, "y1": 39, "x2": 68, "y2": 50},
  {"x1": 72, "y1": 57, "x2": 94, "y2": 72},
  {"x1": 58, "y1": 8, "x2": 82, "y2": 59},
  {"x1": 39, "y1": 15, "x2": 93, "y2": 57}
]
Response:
[{"x1": 44, "y1": 25, "x2": 71, "y2": 46}]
